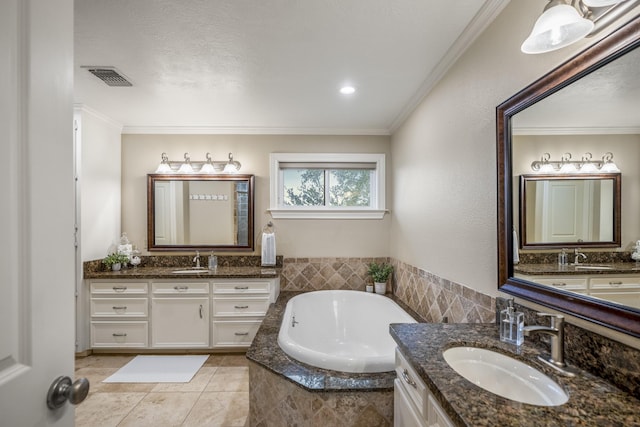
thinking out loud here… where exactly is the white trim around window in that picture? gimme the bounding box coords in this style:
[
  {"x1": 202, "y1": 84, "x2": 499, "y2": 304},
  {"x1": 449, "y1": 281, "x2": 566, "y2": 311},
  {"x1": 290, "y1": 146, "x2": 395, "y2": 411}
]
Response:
[{"x1": 269, "y1": 153, "x2": 387, "y2": 219}]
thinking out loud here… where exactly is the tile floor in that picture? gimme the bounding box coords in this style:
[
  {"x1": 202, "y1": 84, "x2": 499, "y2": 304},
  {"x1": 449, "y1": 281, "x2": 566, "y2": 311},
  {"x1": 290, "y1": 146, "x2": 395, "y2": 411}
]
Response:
[{"x1": 75, "y1": 353, "x2": 249, "y2": 427}]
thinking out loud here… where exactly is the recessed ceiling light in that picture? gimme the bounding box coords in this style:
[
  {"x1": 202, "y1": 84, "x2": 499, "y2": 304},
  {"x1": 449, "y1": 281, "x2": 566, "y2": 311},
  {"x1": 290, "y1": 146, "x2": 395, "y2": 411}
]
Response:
[{"x1": 340, "y1": 86, "x2": 356, "y2": 95}]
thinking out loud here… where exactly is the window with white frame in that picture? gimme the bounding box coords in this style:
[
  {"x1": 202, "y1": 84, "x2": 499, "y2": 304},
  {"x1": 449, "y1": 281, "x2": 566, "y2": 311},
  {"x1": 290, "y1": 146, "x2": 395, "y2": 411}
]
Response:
[{"x1": 269, "y1": 153, "x2": 386, "y2": 219}]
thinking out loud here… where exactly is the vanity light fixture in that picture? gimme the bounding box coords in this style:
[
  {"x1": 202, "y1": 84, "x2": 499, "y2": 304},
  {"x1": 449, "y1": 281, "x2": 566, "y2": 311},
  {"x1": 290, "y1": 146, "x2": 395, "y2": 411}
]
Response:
[
  {"x1": 154, "y1": 152, "x2": 242, "y2": 174},
  {"x1": 531, "y1": 152, "x2": 620, "y2": 173},
  {"x1": 521, "y1": 0, "x2": 637, "y2": 54}
]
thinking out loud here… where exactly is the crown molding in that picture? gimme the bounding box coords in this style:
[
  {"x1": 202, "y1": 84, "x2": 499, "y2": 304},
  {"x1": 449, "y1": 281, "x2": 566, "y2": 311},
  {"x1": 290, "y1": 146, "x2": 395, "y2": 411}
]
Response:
[
  {"x1": 73, "y1": 103, "x2": 123, "y2": 131},
  {"x1": 388, "y1": 0, "x2": 511, "y2": 133},
  {"x1": 121, "y1": 126, "x2": 390, "y2": 136},
  {"x1": 513, "y1": 126, "x2": 640, "y2": 135}
]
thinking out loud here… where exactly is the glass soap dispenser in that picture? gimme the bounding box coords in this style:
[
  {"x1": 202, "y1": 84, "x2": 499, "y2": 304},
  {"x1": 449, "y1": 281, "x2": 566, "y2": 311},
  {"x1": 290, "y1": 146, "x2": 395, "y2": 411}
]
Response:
[{"x1": 500, "y1": 299, "x2": 524, "y2": 346}]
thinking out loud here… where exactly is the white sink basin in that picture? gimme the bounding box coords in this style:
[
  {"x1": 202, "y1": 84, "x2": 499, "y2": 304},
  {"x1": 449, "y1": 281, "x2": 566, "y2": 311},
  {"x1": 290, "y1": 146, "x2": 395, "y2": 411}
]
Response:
[{"x1": 443, "y1": 347, "x2": 568, "y2": 406}]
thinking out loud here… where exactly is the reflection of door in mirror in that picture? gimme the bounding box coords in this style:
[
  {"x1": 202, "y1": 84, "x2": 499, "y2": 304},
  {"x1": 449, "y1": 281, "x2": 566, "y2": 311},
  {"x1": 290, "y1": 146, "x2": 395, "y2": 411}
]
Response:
[{"x1": 519, "y1": 174, "x2": 620, "y2": 248}]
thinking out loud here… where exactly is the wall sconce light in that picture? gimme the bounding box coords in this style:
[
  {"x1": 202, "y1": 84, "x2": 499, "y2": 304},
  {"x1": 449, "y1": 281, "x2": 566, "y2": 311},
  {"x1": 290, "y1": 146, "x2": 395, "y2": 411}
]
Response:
[
  {"x1": 521, "y1": 0, "x2": 638, "y2": 54},
  {"x1": 531, "y1": 152, "x2": 620, "y2": 173},
  {"x1": 154, "y1": 152, "x2": 242, "y2": 174}
]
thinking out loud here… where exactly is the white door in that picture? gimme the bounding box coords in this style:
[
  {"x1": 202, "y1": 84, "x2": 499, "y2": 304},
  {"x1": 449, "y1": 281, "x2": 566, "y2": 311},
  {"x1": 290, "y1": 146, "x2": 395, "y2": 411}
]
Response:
[{"x1": 0, "y1": 0, "x2": 84, "y2": 425}]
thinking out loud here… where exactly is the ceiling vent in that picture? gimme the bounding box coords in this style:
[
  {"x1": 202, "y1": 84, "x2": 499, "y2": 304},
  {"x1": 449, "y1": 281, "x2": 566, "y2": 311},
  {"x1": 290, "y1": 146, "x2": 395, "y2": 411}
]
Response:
[{"x1": 83, "y1": 67, "x2": 132, "y2": 87}]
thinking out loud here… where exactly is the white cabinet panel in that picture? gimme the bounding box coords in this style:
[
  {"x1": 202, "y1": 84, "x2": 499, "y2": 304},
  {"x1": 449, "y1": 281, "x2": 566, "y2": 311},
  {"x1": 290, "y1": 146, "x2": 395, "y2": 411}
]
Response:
[
  {"x1": 394, "y1": 379, "x2": 426, "y2": 427},
  {"x1": 152, "y1": 282, "x2": 210, "y2": 295},
  {"x1": 212, "y1": 320, "x2": 261, "y2": 347},
  {"x1": 91, "y1": 321, "x2": 148, "y2": 347},
  {"x1": 152, "y1": 297, "x2": 210, "y2": 348},
  {"x1": 91, "y1": 281, "x2": 148, "y2": 294},
  {"x1": 212, "y1": 297, "x2": 270, "y2": 317},
  {"x1": 90, "y1": 298, "x2": 148, "y2": 317}
]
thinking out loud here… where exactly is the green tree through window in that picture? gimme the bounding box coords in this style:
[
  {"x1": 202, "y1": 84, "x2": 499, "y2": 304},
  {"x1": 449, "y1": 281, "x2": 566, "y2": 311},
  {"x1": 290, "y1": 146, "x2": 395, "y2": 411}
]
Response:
[{"x1": 283, "y1": 168, "x2": 371, "y2": 207}]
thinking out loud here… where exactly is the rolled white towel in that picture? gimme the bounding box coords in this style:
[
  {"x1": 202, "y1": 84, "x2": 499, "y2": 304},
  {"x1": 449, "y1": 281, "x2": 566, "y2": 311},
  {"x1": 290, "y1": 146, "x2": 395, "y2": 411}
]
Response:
[{"x1": 261, "y1": 233, "x2": 276, "y2": 266}]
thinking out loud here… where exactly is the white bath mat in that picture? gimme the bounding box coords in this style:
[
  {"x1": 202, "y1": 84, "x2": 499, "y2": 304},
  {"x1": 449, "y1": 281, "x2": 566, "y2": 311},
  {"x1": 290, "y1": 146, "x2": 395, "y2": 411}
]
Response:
[{"x1": 103, "y1": 355, "x2": 208, "y2": 383}]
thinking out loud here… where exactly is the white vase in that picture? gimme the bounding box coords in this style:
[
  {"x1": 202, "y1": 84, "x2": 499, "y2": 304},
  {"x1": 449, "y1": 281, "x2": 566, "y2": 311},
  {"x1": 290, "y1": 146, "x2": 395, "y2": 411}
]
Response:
[
  {"x1": 365, "y1": 285, "x2": 374, "y2": 293},
  {"x1": 111, "y1": 263, "x2": 121, "y2": 271},
  {"x1": 374, "y1": 282, "x2": 386, "y2": 294}
]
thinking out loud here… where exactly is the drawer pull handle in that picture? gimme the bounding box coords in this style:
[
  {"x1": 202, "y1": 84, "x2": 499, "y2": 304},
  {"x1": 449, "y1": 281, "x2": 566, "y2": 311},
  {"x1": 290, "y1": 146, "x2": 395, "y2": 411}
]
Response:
[
  {"x1": 112, "y1": 286, "x2": 127, "y2": 292},
  {"x1": 235, "y1": 305, "x2": 249, "y2": 309},
  {"x1": 609, "y1": 281, "x2": 623, "y2": 286},
  {"x1": 174, "y1": 286, "x2": 189, "y2": 291},
  {"x1": 234, "y1": 286, "x2": 249, "y2": 290},
  {"x1": 401, "y1": 369, "x2": 416, "y2": 388},
  {"x1": 234, "y1": 332, "x2": 249, "y2": 336},
  {"x1": 112, "y1": 333, "x2": 127, "y2": 337},
  {"x1": 112, "y1": 306, "x2": 127, "y2": 310},
  {"x1": 199, "y1": 304, "x2": 203, "y2": 319},
  {"x1": 551, "y1": 282, "x2": 566, "y2": 287}
]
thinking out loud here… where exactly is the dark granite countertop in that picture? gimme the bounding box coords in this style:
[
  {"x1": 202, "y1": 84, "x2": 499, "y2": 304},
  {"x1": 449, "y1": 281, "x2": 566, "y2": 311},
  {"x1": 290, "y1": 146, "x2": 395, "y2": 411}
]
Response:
[
  {"x1": 390, "y1": 323, "x2": 640, "y2": 427},
  {"x1": 246, "y1": 291, "x2": 424, "y2": 392},
  {"x1": 515, "y1": 262, "x2": 640, "y2": 276},
  {"x1": 84, "y1": 266, "x2": 280, "y2": 280}
]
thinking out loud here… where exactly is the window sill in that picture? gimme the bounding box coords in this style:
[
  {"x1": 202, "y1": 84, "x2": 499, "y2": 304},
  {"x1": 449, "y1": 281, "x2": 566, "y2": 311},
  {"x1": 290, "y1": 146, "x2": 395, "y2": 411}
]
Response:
[{"x1": 269, "y1": 209, "x2": 388, "y2": 220}]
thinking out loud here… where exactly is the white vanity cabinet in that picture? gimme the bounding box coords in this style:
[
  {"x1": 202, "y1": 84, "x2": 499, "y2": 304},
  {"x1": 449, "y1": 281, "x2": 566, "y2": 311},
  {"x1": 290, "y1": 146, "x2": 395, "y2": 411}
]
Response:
[
  {"x1": 394, "y1": 348, "x2": 454, "y2": 427},
  {"x1": 151, "y1": 281, "x2": 210, "y2": 348},
  {"x1": 211, "y1": 279, "x2": 278, "y2": 348},
  {"x1": 89, "y1": 281, "x2": 149, "y2": 348},
  {"x1": 87, "y1": 277, "x2": 279, "y2": 350},
  {"x1": 517, "y1": 274, "x2": 640, "y2": 309}
]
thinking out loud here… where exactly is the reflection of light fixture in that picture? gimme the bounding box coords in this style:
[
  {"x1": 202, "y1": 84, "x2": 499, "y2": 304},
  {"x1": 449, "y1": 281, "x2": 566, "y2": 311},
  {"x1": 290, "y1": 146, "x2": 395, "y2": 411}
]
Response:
[
  {"x1": 531, "y1": 151, "x2": 620, "y2": 173},
  {"x1": 521, "y1": 1, "x2": 594, "y2": 54},
  {"x1": 153, "y1": 152, "x2": 242, "y2": 174},
  {"x1": 521, "y1": 0, "x2": 638, "y2": 54},
  {"x1": 223, "y1": 153, "x2": 241, "y2": 173}
]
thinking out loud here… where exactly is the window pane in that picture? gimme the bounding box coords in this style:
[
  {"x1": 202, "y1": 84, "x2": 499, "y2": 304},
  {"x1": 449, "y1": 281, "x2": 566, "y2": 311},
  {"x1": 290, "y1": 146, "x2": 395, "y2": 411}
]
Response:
[
  {"x1": 329, "y1": 169, "x2": 371, "y2": 207},
  {"x1": 283, "y1": 169, "x2": 325, "y2": 206}
]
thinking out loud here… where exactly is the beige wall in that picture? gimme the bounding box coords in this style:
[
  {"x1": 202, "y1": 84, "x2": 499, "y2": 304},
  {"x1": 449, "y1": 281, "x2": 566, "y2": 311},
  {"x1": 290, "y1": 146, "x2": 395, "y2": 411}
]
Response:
[
  {"x1": 77, "y1": 106, "x2": 123, "y2": 261},
  {"x1": 513, "y1": 134, "x2": 640, "y2": 249},
  {"x1": 389, "y1": 0, "x2": 637, "y2": 298},
  {"x1": 121, "y1": 134, "x2": 391, "y2": 257}
]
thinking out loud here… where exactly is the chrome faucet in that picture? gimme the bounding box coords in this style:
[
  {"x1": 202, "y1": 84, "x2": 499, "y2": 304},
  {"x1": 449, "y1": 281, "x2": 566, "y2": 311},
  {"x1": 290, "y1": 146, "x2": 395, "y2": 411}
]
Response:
[
  {"x1": 573, "y1": 248, "x2": 587, "y2": 265},
  {"x1": 523, "y1": 313, "x2": 575, "y2": 376},
  {"x1": 193, "y1": 251, "x2": 201, "y2": 268}
]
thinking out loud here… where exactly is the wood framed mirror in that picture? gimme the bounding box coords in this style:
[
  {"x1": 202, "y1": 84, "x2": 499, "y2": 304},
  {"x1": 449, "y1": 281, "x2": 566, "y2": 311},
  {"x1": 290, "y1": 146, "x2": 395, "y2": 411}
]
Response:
[
  {"x1": 497, "y1": 16, "x2": 640, "y2": 338},
  {"x1": 147, "y1": 174, "x2": 255, "y2": 252}
]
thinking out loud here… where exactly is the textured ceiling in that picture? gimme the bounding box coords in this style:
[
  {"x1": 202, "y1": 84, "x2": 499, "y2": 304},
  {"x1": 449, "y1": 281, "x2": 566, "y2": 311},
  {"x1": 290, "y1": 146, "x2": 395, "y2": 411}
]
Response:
[{"x1": 74, "y1": 0, "x2": 507, "y2": 134}]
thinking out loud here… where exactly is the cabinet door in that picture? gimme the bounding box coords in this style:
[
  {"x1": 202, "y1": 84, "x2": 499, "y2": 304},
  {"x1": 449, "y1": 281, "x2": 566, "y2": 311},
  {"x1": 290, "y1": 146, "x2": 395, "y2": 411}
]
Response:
[
  {"x1": 394, "y1": 379, "x2": 426, "y2": 427},
  {"x1": 152, "y1": 297, "x2": 209, "y2": 348}
]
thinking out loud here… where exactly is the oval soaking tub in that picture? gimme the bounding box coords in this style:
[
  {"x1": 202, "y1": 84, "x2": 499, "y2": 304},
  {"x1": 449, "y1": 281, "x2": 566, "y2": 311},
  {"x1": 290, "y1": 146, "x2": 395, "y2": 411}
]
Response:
[{"x1": 277, "y1": 290, "x2": 416, "y2": 373}]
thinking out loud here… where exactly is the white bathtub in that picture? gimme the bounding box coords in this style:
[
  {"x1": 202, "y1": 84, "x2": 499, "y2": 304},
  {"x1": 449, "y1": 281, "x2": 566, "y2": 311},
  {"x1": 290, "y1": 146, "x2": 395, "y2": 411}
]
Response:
[{"x1": 277, "y1": 290, "x2": 416, "y2": 373}]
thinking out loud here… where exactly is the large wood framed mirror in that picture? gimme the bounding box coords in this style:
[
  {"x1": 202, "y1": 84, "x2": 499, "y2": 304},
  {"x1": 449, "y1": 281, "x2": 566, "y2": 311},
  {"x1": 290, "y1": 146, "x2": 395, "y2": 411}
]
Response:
[
  {"x1": 497, "y1": 16, "x2": 640, "y2": 337},
  {"x1": 147, "y1": 174, "x2": 255, "y2": 252}
]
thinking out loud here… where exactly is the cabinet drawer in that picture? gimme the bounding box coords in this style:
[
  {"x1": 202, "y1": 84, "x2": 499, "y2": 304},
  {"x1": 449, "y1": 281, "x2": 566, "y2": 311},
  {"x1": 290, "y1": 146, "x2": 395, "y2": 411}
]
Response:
[
  {"x1": 590, "y1": 277, "x2": 640, "y2": 290},
  {"x1": 91, "y1": 321, "x2": 148, "y2": 347},
  {"x1": 212, "y1": 320, "x2": 261, "y2": 347},
  {"x1": 395, "y1": 348, "x2": 427, "y2": 418},
  {"x1": 90, "y1": 281, "x2": 148, "y2": 295},
  {"x1": 212, "y1": 297, "x2": 270, "y2": 317},
  {"x1": 90, "y1": 298, "x2": 148, "y2": 317},
  {"x1": 213, "y1": 280, "x2": 271, "y2": 295},
  {"x1": 534, "y1": 277, "x2": 588, "y2": 290},
  {"x1": 152, "y1": 282, "x2": 210, "y2": 295}
]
